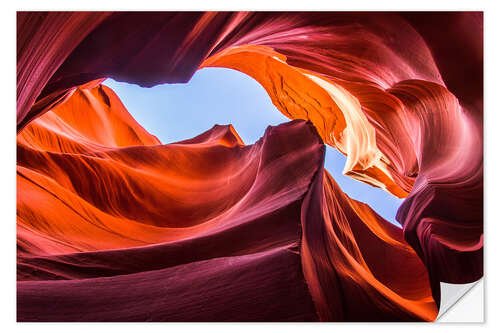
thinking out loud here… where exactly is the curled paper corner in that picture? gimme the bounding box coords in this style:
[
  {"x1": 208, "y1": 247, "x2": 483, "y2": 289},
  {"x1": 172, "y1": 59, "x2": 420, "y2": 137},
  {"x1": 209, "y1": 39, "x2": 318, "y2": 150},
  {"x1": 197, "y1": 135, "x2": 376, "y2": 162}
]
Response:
[{"x1": 437, "y1": 279, "x2": 484, "y2": 322}]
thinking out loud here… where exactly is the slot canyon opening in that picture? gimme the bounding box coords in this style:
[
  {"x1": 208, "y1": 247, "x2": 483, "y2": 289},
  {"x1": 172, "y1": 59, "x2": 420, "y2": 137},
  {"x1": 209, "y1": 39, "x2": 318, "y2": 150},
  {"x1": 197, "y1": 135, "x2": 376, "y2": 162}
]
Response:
[{"x1": 104, "y1": 67, "x2": 403, "y2": 224}]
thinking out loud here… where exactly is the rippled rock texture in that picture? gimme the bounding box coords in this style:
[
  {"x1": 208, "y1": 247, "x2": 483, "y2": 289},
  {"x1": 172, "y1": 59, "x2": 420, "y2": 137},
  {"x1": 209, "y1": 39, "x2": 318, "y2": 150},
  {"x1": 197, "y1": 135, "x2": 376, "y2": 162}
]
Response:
[{"x1": 17, "y1": 12, "x2": 482, "y2": 322}]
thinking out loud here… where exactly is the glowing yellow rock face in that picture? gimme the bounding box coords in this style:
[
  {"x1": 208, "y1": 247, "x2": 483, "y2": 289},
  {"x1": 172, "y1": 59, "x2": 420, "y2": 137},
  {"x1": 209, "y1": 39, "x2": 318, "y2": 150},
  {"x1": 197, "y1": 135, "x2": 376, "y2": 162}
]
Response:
[{"x1": 201, "y1": 44, "x2": 408, "y2": 198}]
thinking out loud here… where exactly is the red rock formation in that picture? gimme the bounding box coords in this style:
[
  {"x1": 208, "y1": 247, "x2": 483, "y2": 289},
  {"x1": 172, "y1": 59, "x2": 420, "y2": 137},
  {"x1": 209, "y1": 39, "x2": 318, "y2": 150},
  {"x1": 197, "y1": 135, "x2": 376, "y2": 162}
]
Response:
[
  {"x1": 16, "y1": 11, "x2": 482, "y2": 321},
  {"x1": 17, "y1": 85, "x2": 437, "y2": 321}
]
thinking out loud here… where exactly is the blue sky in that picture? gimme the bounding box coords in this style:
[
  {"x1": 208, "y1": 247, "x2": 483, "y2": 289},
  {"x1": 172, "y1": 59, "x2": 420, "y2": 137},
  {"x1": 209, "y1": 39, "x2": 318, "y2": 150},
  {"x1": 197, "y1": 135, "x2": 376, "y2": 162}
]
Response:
[{"x1": 104, "y1": 68, "x2": 403, "y2": 225}]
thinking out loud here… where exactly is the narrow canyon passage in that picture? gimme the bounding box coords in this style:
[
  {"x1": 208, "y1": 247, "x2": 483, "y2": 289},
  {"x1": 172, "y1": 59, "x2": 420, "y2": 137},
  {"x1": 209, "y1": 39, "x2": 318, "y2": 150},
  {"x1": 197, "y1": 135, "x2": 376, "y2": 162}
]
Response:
[{"x1": 103, "y1": 68, "x2": 404, "y2": 224}]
